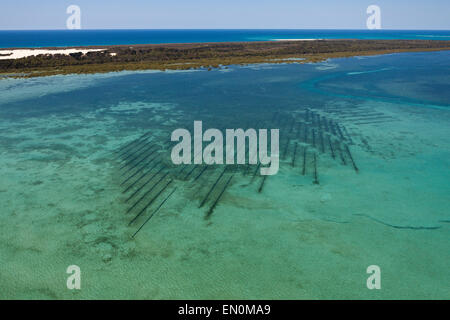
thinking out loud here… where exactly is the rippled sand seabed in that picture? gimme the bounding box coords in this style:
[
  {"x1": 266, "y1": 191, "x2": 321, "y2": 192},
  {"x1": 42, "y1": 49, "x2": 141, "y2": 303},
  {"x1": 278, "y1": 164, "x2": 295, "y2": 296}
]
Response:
[{"x1": 0, "y1": 52, "x2": 449, "y2": 299}]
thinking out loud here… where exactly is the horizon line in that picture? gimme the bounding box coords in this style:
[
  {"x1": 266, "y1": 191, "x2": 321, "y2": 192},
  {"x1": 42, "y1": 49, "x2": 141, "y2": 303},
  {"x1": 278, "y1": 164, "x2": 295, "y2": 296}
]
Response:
[{"x1": 1, "y1": 28, "x2": 450, "y2": 31}]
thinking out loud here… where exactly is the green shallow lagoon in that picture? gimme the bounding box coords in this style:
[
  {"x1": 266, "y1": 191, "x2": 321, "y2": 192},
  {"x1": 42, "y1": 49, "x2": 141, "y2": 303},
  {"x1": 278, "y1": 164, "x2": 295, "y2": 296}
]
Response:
[{"x1": 0, "y1": 51, "x2": 449, "y2": 299}]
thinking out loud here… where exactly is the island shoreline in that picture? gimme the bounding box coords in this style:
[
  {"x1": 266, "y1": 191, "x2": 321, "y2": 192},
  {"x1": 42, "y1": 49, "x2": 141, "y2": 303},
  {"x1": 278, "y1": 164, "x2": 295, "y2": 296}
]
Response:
[{"x1": 1, "y1": 39, "x2": 450, "y2": 79}]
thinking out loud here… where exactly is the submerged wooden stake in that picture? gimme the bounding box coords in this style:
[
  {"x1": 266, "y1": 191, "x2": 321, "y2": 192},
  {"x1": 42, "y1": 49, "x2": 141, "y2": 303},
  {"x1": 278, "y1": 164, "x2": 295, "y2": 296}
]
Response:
[
  {"x1": 126, "y1": 169, "x2": 167, "y2": 205},
  {"x1": 304, "y1": 125, "x2": 308, "y2": 144},
  {"x1": 258, "y1": 175, "x2": 267, "y2": 193},
  {"x1": 323, "y1": 117, "x2": 330, "y2": 132},
  {"x1": 313, "y1": 153, "x2": 319, "y2": 184},
  {"x1": 177, "y1": 163, "x2": 189, "y2": 175},
  {"x1": 291, "y1": 143, "x2": 298, "y2": 167},
  {"x1": 131, "y1": 187, "x2": 177, "y2": 238},
  {"x1": 313, "y1": 112, "x2": 319, "y2": 127},
  {"x1": 335, "y1": 141, "x2": 347, "y2": 165},
  {"x1": 327, "y1": 136, "x2": 335, "y2": 159},
  {"x1": 250, "y1": 162, "x2": 261, "y2": 183},
  {"x1": 302, "y1": 146, "x2": 307, "y2": 176},
  {"x1": 121, "y1": 150, "x2": 158, "y2": 178},
  {"x1": 120, "y1": 141, "x2": 153, "y2": 164},
  {"x1": 312, "y1": 129, "x2": 316, "y2": 148},
  {"x1": 245, "y1": 143, "x2": 259, "y2": 175},
  {"x1": 199, "y1": 167, "x2": 227, "y2": 208},
  {"x1": 116, "y1": 132, "x2": 151, "y2": 156},
  {"x1": 120, "y1": 144, "x2": 156, "y2": 170},
  {"x1": 129, "y1": 179, "x2": 173, "y2": 225},
  {"x1": 345, "y1": 144, "x2": 359, "y2": 172},
  {"x1": 193, "y1": 166, "x2": 209, "y2": 182},
  {"x1": 121, "y1": 153, "x2": 159, "y2": 187},
  {"x1": 289, "y1": 118, "x2": 295, "y2": 134},
  {"x1": 335, "y1": 123, "x2": 345, "y2": 140},
  {"x1": 320, "y1": 131, "x2": 325, "y2": 153},
  {"x1": 282, "y1": 138, "x2": 291, "y2": 159},
  {"x1": 206, "y1": 174, "x2": 234, "y2": 219},
  {"x1": 122, "y1": 160, "x2": 161, "y2": 194},
  {"x1": 184, "y1": 165, "x2": 198, "y2": 180},
  {"x1": 329, "y1": 119, "x2": 337, "y2": 136}
]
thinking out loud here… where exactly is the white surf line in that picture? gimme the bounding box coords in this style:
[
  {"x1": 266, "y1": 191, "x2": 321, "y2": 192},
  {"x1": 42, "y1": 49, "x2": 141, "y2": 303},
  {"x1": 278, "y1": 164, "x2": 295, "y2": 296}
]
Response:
[
  {"x1": 0, "y1": 48, "x2": 106, "y2": 60},
  {"x1": 273, "y1": 39, "x2": 323, "y2": 41}
]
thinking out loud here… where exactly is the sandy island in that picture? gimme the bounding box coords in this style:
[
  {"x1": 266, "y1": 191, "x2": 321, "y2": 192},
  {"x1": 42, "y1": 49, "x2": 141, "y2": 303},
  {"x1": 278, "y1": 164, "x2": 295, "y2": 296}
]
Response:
[
  {"x1": 1, "y1": 39, "x2": 450, "y2": 78},
  {"x1": 0, "y1": 48, "x2": 105, "y2": 60}
]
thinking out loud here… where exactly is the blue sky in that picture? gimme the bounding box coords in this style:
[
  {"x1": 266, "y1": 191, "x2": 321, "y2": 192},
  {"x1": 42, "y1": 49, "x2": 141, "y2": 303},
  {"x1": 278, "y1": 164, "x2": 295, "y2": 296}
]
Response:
[{"x1": 1, "y1": 0, "x2": 449, "y2": 30}]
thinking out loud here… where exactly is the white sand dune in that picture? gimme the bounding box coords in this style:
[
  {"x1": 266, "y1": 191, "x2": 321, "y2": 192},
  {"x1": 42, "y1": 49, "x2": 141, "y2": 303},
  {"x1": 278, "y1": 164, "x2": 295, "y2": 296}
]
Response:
[{"x1": 0, "y1": 48, "x2": 105, "y2": 60}]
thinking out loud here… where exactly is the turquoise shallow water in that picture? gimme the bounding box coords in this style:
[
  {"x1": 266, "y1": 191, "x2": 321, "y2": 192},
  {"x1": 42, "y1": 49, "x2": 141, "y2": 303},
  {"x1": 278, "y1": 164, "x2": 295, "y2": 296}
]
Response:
[{"x1": 0, "y1": 51, "x2": 449, "y2": 299}]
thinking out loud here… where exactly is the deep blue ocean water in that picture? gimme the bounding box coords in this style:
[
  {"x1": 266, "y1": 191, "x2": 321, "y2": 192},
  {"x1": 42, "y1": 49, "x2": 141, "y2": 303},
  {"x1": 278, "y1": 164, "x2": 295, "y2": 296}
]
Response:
[{"x1": 1, "y1": 29, "x2": 450, "y2": 48}]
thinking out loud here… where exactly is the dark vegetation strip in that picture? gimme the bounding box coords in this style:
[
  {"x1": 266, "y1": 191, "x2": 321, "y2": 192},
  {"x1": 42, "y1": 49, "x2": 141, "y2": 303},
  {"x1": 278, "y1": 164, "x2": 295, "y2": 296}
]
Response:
[{"x1": 2, "y1": 40, "x2": 450, "y2": 78}]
